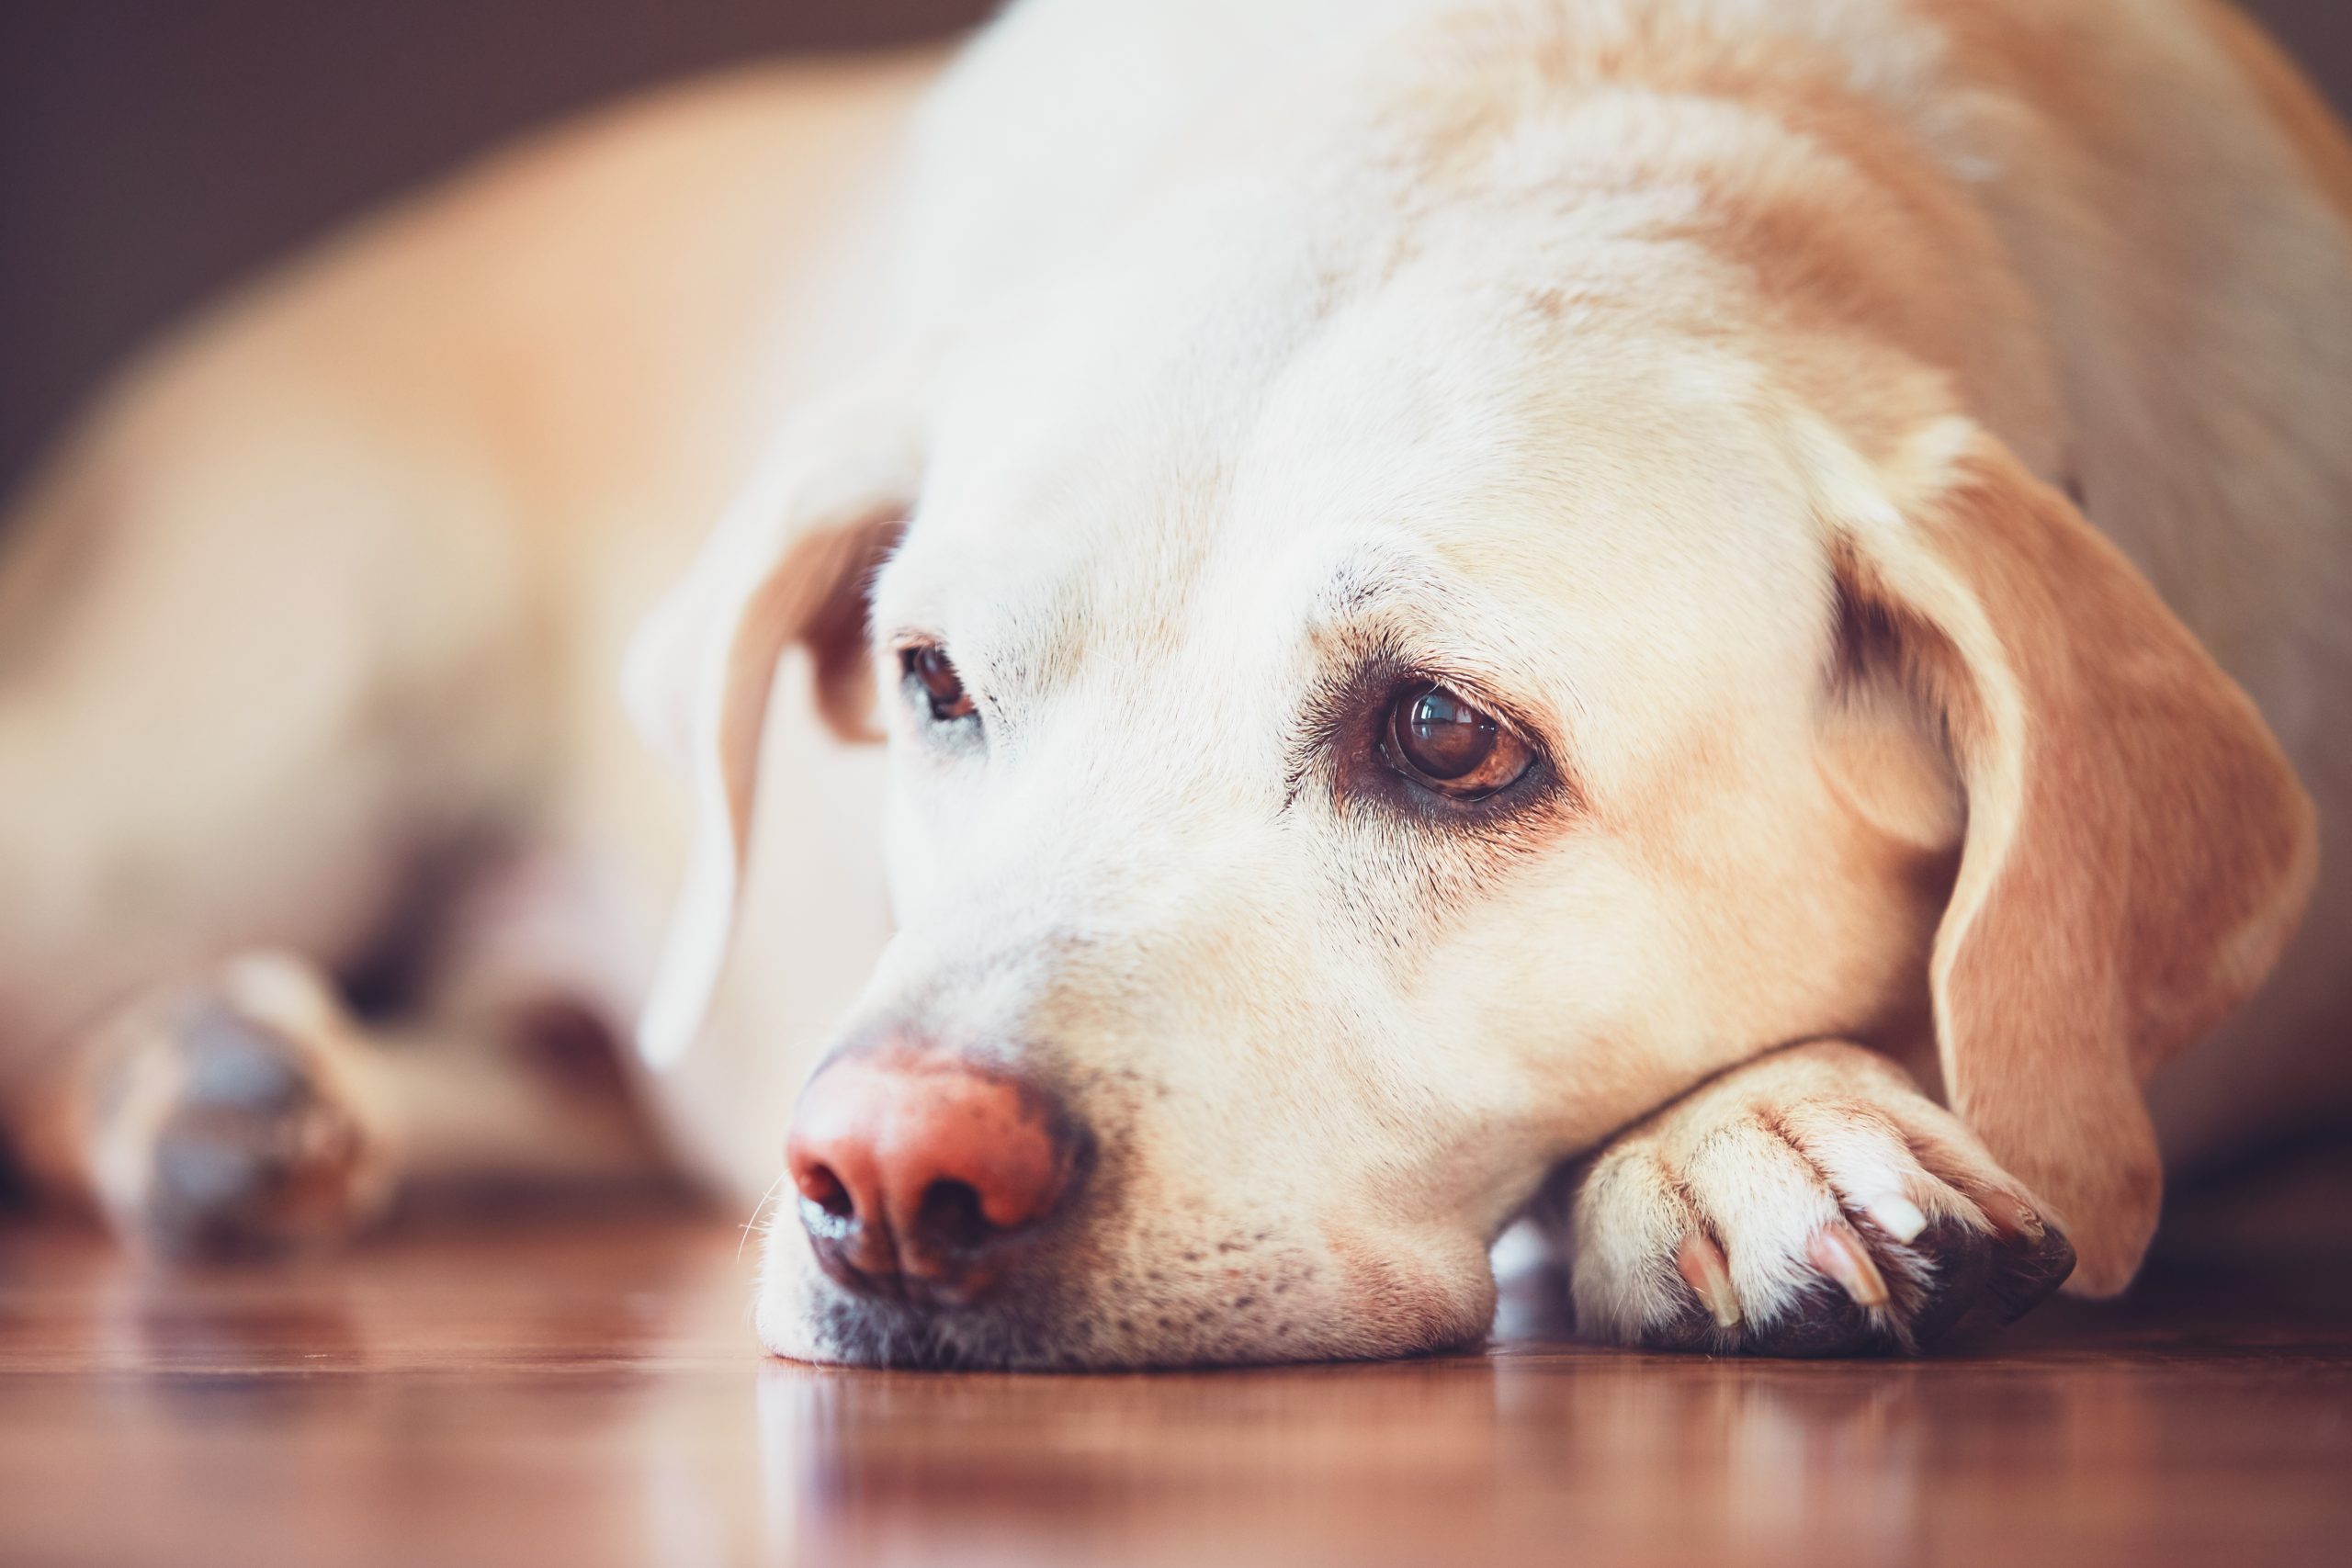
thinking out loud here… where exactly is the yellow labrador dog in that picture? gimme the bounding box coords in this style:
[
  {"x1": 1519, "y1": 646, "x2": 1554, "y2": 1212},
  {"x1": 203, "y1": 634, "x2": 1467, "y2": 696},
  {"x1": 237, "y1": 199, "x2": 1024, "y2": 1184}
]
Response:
[{"x1": 2, "y1": 0, "x2": 2345, "y2": 1366}]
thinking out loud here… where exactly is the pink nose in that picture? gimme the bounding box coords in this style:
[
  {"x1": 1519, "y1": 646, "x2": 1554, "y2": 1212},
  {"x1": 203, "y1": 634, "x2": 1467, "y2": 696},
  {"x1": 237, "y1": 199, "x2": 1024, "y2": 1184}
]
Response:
[{"x1": 786, "y1": 1052, "x2": 1083, "y2": 1305}]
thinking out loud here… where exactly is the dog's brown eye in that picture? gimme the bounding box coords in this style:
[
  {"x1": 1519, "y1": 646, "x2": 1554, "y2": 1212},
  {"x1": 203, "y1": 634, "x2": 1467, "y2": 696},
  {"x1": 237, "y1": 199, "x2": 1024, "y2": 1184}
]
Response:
[
  {"x1": 905, "y1": 645, "x2": 976, "y2": 722},
  {"x1": 1382, "y1": 681, "x2": 1532, "y2": 797}
]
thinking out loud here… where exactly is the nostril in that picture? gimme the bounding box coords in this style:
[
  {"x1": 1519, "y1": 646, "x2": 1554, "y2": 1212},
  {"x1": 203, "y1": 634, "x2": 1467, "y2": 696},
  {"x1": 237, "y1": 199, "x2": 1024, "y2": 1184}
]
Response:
[
  {"x1": 912, "y1": 1178, "x2": 993, "y2": 1256},
  {"x1": 797, "y1": 1161, "x2": 857, "y2": 1231}
]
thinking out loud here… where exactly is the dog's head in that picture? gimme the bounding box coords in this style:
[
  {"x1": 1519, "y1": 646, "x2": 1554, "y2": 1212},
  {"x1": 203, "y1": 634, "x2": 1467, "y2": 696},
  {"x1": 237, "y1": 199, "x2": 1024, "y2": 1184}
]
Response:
[{"x1": 628, "y1": 55, "x2": 2313, "y2": 1367}]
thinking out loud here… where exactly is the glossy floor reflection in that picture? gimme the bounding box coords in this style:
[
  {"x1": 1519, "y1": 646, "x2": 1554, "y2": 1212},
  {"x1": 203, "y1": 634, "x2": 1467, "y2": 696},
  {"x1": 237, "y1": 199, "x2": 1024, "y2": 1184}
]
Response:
[{"x1": 2, "y1": 1213, "x2": 2346, "y2": 1566}]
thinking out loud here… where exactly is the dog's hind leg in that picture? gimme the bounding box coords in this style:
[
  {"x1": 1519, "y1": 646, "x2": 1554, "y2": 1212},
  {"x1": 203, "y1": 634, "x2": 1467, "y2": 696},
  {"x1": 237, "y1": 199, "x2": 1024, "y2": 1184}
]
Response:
[
  {"x1": 0, "y1": 331, "x2": 558, "y2": 1240},
  {"x1": 29, "y1": 935, "x2": 672, "y2": 1259},
  {"x1": 17, "y1": 837, "x2": 674, "y2": 1257}
]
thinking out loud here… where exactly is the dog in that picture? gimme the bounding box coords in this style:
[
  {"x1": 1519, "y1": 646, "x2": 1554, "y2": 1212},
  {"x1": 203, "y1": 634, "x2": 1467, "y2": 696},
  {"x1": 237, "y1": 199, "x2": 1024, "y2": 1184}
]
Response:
[{"x1": 1, "y1": 0, "x2": 2346, "y2": 1368}]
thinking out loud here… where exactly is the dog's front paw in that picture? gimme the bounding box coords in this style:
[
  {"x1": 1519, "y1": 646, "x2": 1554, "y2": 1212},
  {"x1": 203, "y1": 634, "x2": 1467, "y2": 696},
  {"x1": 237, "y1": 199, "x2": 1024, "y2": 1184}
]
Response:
[
  {"x1": 1566, "y1": 1043, "x2": 2075, "y2": 1355},
  {"x1": 80, "y1": 954, "x2": 394, "y2": 1259}
]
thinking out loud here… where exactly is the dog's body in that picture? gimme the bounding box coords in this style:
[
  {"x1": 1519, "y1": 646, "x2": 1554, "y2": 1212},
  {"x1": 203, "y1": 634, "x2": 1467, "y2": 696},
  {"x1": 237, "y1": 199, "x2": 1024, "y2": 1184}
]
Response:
[{"x1": 1, "y1": 0, "x2": 2346, "y2": 1364}]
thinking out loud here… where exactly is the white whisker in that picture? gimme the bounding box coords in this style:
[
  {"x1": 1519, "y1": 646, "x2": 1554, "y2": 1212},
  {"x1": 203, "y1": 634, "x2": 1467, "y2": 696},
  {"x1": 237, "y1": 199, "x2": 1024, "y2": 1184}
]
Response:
[{"x1": 739, "y1": 1172, "x2": 788, "y2": 1262}]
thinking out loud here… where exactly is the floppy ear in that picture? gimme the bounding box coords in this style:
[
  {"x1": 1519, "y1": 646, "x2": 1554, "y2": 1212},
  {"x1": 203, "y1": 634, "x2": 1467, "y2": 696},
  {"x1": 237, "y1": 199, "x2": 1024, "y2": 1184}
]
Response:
[
  {"x1": 624, "y1": 410, "x2": 918, "y2": 1067},
  {"x1": 1832, "y1": 434, "x2": 2316, "y2": 1293}
]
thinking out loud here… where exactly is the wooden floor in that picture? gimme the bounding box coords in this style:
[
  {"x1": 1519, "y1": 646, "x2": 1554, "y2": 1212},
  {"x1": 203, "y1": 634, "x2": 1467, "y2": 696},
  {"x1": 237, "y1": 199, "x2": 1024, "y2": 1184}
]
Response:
[{"x1": 2, "y1": 1212, "x2": 2346, "y2": 1568}]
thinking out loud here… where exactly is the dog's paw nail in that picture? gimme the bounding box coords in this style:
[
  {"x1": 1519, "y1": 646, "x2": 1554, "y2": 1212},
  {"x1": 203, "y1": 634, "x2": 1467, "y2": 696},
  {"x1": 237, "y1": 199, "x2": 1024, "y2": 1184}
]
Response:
[
  {"x1": 1860, "y1": 1191, "x2": 1928, "y2": 1245},
  {"x1": 1984, "y1": 1193, "x2": 2045, "y2": 1244},
  {"x1": 1807, "y1": 1223, "x2": 1889, "y2": 1307},
  {"x1": 1676, "y1": 1231, "x2": 1742, "y2": 1328}
]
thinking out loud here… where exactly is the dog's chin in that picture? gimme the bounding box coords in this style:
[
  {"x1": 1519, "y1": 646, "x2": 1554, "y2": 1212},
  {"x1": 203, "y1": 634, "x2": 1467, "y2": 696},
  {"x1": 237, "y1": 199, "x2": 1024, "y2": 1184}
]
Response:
[
  {"x1": 754, "y1": 1245, "x2": 1498, "y2": 1371},
  {"x1": 761, "y1": 1288, "x2": 1120, "y2": 1371}
]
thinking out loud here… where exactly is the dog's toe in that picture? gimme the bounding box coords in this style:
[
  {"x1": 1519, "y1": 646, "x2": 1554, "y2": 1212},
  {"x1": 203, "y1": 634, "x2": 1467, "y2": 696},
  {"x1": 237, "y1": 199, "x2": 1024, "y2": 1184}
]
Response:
[
  {"x1": 1743, "y1": 1280, "x2": 1878, "y2": 1357},
  {"x1": 1887, "y1": 1215, "x2": 1994, "y2": 1348},
  {"x1": 1985, "y1": 1218, "x2": 2077, "y2": 1323},
  {"x1": 1563, "y1": 1045, "x2": 2074, "y2": 1357},
  {"x1": 178, "y1": 1003, "x2": 316, "y2": 1111}
]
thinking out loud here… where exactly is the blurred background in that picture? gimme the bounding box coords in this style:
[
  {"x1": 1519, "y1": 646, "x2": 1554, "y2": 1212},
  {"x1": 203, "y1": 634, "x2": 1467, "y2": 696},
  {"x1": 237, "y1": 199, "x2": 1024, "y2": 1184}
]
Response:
[{"x1": 0, "y1": 0, "x2": 2346, "y2": 502}]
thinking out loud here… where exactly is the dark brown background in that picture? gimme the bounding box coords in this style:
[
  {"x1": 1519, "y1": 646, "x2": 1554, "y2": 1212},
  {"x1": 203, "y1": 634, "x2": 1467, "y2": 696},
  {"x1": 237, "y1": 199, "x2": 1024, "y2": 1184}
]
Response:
[{"x1": 2, "y1": 0, "x2": 2346, "y2": 499}]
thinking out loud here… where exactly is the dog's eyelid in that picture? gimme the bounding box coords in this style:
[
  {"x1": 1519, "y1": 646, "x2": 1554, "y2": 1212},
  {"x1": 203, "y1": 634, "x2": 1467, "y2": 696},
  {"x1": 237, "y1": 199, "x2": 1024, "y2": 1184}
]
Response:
[
  {"x1": 881, "y1": 625, "x2": 942, "y2": 658},
  {"x1": 1302, "y1": 579, "x2": 1564, "y2": 744},
  {"x1": 1396, "y1": 666, "x2": 1542, "y2": 743}
]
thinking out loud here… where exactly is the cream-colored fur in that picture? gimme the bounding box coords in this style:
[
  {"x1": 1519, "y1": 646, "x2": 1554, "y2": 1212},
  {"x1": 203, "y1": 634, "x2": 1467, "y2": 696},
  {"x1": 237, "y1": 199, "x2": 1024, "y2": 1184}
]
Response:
[{"x1": 1, "y1": 1, "x2": 2345, "y2": 1363}]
